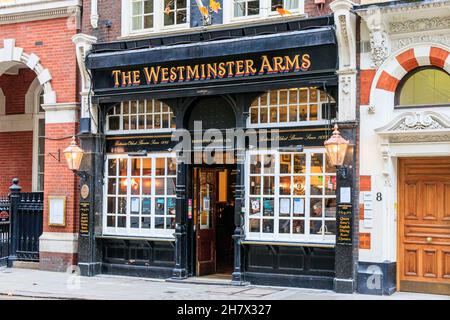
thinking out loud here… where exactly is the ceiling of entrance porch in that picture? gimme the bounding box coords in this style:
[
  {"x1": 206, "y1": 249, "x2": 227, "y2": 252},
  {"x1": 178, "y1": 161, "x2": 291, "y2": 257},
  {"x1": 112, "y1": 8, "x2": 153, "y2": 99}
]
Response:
[{"x1": 375, "y1": 110, "x2": 450, "y2": 143}]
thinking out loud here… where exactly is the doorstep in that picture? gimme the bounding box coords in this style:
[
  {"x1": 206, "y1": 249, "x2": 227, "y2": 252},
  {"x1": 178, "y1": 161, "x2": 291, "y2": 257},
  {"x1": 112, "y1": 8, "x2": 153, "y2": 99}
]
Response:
[{"x1": 167, "y1": 276, "x2": 249, "y2": 286}]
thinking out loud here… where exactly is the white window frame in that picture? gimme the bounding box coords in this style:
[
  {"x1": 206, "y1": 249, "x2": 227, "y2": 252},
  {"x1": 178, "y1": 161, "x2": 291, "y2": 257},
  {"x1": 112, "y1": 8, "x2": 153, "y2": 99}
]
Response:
[
  {"x1": 122, "y1": 0, "x2": 190, "y2": 37},
  {"x1": 224, "y1": 0, "x2": 304, "y2": 24},
  {"x1": 103, "y1": 153, "x2": 177, "y2": 238},
  {"x1": 32, "y1": 87, "x2": 45, "y2": 192},
  {"x1": 247, "y1": 88, "x2": 333, "y2": 129},
  {"x1": 105, "y1": 99, "x2": 176, "y2": 135},
  {"x1": 244, "y1": 148, "x2": 336, "y2": 244}
]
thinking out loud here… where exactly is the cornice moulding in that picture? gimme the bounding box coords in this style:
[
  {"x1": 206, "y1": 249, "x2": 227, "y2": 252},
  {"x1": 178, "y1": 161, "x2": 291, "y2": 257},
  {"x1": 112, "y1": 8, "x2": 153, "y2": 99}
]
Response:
[
  {"x1": 356, "y1": 0, "x2": 450, "y2": 17},
  {"x1": 0, "y1": 0, "x2": 81, "y2": 25}
]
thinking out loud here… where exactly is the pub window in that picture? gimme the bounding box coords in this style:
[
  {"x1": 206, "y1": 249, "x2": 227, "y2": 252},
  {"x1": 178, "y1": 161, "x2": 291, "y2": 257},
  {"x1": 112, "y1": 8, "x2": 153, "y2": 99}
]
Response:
[
  {"x1": 246, "y1": 149, "x2": 336, "y2": 243},
  {"x1": 248, "y1": 87, "x2": 334, "y2": 127},
  {"x1": 106, "y1": 99, "x2": 176, "y2": 133},
  {"x1": 128, "y1": 0, "x2": 188, "y2": 34},
  {"x1": 270, "y1": 0, "x2": 300, "y2": 13},
  {"x1": 131, "y1": 0, "x2": 154, "y2": 30},
  {"x1": 164, "y1": 0, "x2": 188, "y2": 26},
  {"x1": 233, "y1": 0, "x2": 260, "y2": 18},
  {"x1": 396, "y1": 67, "x2": 450, "y2": 107},
  {"x1": 104, "y1": 154, "x2": 177, "y2": 237},
  {"x1": 230, "y1": 0, "x2": 303, "y2": 20}
]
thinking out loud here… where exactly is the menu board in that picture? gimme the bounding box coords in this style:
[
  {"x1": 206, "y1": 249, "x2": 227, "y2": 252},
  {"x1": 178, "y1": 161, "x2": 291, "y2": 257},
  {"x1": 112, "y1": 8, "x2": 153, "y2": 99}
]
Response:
[
  {"x1": 336, "y1": 204, "x2": 352, "y2": 245},
  {"x1": 79, "y1": 202, "x2": 90, "y2": 236}
]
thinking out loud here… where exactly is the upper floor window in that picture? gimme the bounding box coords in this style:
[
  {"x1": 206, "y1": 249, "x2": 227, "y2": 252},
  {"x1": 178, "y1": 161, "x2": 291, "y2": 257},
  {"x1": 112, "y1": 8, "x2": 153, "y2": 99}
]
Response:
[
  {"x1": 124, "y1": 0, "x2": 188, "y2": 36},
  {"x1": 248, "y1": 87, "x2": 334, "y2": 127},
  {"x1": 231, "y1": 0, "x2": 303, "y2": 20},
  {"x1": 396, "y1": 67, "x2": 450, "y2": 107},
  {"x1": 106, "y1": 99, "x2": 176, "y2": 133}
]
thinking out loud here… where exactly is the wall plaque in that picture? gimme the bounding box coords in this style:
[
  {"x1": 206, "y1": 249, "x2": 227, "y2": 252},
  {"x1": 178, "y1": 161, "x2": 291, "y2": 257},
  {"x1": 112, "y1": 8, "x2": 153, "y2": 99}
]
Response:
[
  {"x1": 48, "y1": 196, "x2": 66, "y2": 227},
  {"x1": 80, "y1": 184, "x2": 90, "y2": 200},
  {"x1": 79, "y1": 202, "x2": 90, "y2": 236}
]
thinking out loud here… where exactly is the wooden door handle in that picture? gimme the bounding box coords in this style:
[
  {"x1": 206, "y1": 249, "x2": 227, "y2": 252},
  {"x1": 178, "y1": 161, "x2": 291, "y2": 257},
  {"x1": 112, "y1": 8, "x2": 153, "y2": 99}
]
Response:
[{"x1": 426, "y1": 237, "x2": 432, "y2": 243}]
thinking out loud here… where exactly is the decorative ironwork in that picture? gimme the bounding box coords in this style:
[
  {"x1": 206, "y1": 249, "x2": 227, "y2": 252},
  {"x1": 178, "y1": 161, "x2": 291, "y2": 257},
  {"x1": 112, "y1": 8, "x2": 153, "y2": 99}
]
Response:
[
  {"x1": 0, "y1": 195, "x2": 10, "y2": 267},
  {"x1": 16, "y1": 192, "x2": 44, "y2": 262}
]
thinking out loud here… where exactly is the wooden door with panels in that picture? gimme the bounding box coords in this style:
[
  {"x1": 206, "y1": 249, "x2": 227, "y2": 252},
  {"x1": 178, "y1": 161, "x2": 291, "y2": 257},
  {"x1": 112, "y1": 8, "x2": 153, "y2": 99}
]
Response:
[
  {"x1": 398, "y1": 157, "x2": 450, "y2": 295},
  {"x1": 195, "y1": 168, "x2": 217, "y2": 276}
]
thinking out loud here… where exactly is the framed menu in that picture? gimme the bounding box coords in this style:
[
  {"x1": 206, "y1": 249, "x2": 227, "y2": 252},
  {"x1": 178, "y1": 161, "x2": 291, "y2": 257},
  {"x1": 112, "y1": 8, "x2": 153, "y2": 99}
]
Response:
[{"x1": 48, "y1": 196, "x2": 66, "y2": 227}]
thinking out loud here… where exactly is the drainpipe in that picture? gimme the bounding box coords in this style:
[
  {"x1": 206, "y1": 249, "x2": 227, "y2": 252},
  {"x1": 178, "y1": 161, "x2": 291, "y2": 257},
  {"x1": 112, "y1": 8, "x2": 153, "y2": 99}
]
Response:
[{"x1": 91, "y1": 0, "x2": 99, "y2": 29}]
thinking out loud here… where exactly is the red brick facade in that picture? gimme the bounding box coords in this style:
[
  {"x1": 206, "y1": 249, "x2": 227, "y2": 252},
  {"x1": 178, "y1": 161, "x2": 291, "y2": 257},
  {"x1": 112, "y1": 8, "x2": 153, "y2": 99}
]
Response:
[
  {"x1": 0, "y1": 69, "x2": 36, "y2": 115},
  {"x1": 0, "y1": 132, "x2": 33, "y2": 194},
  {"x1": 0, "y1": 17, "x2": 79, "y2": 103},
  {"x1": 0, "y1": 13, "x2": 80, "y2": 271}
]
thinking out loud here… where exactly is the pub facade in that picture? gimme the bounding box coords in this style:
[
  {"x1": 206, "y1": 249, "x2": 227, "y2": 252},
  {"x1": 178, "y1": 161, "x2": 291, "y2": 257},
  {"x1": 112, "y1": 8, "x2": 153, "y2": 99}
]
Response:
[{"x1": 74, "y1": 0, "x2": 359, "y2": 292}]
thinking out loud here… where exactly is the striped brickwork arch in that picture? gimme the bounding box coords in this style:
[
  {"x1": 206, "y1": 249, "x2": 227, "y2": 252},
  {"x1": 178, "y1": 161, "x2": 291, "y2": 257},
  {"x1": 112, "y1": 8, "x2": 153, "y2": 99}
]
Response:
[{"x1": 375, "y1": 46, "x2": 450, "y2": 93}]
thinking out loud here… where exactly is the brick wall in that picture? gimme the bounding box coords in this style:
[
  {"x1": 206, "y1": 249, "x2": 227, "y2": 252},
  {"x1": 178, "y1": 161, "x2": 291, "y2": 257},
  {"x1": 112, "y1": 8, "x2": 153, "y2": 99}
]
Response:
[
  {"x1": 82, "y1": 0, "x2": 122, "y2": 43},
  {"x1": 43, "y1": 123, "x2": 79, "y2": 234},
  {"x1": 0, "y1": 69, "x2": 36, "y2": 115},
  {"x1": 0, "y1": 131, "x2": 33, "y2": 194},
  {"x1": 0, "y1": 17, "x2": 79, "y2": 104}
]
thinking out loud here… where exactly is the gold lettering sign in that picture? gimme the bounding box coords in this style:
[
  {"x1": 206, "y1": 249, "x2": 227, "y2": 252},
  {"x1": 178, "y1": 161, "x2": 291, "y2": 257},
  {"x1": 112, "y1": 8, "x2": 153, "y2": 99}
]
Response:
[{"x1": 111, "y1": 53, "x2": 311, "y2": 87}]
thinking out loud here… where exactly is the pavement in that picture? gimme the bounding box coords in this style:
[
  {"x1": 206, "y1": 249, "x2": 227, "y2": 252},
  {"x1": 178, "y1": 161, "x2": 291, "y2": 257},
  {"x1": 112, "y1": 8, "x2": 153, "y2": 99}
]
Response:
[{"x1": 0, "y1": 267, "x2": 448, "y2": 300}]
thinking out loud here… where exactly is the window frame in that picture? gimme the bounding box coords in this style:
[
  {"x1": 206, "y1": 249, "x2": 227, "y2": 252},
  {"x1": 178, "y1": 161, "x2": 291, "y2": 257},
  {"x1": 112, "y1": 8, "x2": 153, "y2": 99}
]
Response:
[
  {"x1": 122, "y1": 0, "x2": 190, "y2": 37},
  {"x1": 103, "y1": 153, "x2": 177, "y2": 238},
  {"x1": 244, "y1": 148, "x2": 337, "y2": 244},
  {"x1": 394, "y1": 66, "x2": 450, "y2": 108},
  {"x1": 246, "y1": 88, "x2": 333, "y2": 128},
  {"x1": 32, "y1": 89, "x2": 45, "y2": 192},
  {"x1": 105, "y1": 99, "x2": 176, "y2": 135}
]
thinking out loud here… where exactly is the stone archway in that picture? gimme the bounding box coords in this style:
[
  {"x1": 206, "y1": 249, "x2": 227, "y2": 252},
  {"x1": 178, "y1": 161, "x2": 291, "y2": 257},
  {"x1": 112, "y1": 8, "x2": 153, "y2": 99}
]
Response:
[{"x1": 0, "y1": 39, "x2": 56, "y2": 105}]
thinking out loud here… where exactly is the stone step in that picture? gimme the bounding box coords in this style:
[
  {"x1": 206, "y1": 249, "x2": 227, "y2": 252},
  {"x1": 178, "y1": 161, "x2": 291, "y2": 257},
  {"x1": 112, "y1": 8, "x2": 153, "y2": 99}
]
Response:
[{"x1": 12, "y1": 261, "x2": 39, "y2": 270}]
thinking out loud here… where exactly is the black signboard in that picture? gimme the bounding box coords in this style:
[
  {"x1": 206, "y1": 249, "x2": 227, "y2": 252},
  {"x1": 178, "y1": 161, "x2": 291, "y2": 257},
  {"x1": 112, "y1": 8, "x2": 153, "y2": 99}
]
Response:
[
  {"x1": 106, "y1": 126, "x2": 332, "y2": 153},
  {"x1": 88, "y1": 27, "x2": 337, "y2": 98},
  {"x1": 80, "y1": 202, "x2": 90, "y2": 236},
  {"x1": 336, "y1": 204, "x2": 353, "y2": 245}
]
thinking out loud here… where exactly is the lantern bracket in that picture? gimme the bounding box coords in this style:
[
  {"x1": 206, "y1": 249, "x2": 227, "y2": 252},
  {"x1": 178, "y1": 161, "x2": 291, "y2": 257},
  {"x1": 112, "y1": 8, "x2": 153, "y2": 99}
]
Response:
[
  {"x1": 74, "y1": 170, "x2": 90, "y2": 180},
  {"x1": 337, "y1": 165, "x2": 348, "y2": 180},
  {"x1": 48, "y1": 149, "x2": 61, "y2": 162}
]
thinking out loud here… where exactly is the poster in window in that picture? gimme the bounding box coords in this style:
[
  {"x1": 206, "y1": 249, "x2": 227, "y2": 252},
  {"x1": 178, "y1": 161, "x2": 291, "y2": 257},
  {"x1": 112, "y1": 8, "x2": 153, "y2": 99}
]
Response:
[
  {"x1": 250, "y1": 198, "x2": 260, "y2": 215},
  {"x1": 293, "y1": 198, "x2": 304, "y2": 215},
  {"x1": 167, "y1": 198, "x2": 176, "y2": 215},
  {"x1": 279, "y1": 198, "x2": 290, "y2": 215},
  {"x1": 155, "y1": 198, "x2": 165, "y2": 215},
  {"x1": 131, "y1": 197, "x2": 140, "y2": 213},
  {"x1": 142, "y1": 198, "x2": 151, "y2": 215},
  {"x1": 263, "y1": 198, "x2": 274, "y2": 216}
]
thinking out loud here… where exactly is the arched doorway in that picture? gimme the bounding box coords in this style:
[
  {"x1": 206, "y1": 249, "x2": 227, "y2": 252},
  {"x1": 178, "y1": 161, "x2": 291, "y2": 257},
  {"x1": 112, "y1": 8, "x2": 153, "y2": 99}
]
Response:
[{"x1": 184, "y1": 96, "x2": 237, "y2": 278}]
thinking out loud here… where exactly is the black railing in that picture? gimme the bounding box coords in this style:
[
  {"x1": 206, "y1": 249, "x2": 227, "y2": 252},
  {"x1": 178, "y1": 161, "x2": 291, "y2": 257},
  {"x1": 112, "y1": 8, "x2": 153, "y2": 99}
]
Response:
[
  {"x1": 16, "y1": 192, "x2": 44, "y2": 261},
  {"x1": 0, "y1": 196, "x2": 10, "y2": 267},
  {"x1": 1, "y1": 179, "x2": 44, "y2": 266}
]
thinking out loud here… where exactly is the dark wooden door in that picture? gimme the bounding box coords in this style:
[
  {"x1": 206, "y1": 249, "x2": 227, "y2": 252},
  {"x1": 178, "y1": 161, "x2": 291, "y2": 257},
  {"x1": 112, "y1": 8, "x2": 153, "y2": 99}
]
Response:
[
  {"x1": 196, "y1": 169, "x2": 217, "y2": 276},
  {"x1": 398, "y1": 158, "x2": 450, "y2": 295}
]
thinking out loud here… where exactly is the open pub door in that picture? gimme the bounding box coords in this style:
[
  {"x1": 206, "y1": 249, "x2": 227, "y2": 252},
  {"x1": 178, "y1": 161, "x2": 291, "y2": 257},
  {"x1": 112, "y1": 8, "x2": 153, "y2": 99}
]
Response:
[{"x1": 195, "y1": 168, "x2": 216, "y2": 276}]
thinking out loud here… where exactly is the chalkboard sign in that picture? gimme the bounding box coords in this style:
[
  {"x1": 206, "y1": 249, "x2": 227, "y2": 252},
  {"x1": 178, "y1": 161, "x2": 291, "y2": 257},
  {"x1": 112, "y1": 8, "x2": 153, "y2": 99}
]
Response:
[
  {"x1": 79, "y1": 202, "x2": 90, "y2": 236},
  {"x1": 336, "y1": 204, "x2": 352, "y2": 245}
]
